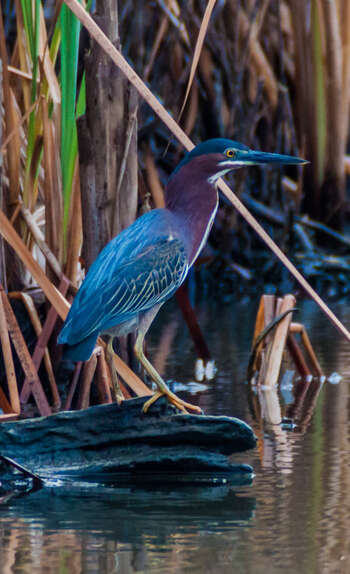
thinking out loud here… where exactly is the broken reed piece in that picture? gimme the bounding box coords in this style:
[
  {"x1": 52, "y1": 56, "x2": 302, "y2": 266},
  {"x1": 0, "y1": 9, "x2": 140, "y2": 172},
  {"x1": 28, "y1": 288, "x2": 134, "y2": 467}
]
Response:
[
  {"x1": 250, "y1": 293, "x2": 323, "y2": 388},
  {"x1": 289, "y1": 322, "x2": 323, "y2": 377},
  {"x1": 287, "y1": 334, "x2": 311, "y2": 378},
  {"x1": 263, "y1": 295, "x2": 296, "y2": 387},
  {"x1": 251, "y1": 294, "x2": 282, "y2": 377}
]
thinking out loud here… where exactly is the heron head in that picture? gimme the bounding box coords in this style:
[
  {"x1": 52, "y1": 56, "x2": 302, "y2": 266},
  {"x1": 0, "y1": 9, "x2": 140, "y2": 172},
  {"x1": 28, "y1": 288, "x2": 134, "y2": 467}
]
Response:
[{"x1": 172, "y1": 138, "x2": 308, "y2": 184}]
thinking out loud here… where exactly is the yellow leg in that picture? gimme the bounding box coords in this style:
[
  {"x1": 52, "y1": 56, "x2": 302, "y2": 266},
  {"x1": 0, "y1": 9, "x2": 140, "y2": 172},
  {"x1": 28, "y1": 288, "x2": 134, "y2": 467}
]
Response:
[
  {"x1": 134, "y1": 332, "x2": 202, "y2": 414},
  {"x1": 106, "y1": 338, "x2": 124, "y2": 404}
]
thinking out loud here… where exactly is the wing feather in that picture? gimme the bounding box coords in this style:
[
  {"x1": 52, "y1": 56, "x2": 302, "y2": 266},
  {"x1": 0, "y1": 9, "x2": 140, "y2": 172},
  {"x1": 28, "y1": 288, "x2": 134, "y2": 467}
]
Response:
[{"x1": 59, "y1": 236, "x2": 189, "y2": 344}]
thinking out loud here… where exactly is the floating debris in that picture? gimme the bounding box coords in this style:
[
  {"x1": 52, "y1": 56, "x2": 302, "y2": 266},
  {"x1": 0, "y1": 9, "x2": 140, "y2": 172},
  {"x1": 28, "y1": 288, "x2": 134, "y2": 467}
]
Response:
[
  {"x1": 194, "y1": 358, "x2": 217, "y2": 381},
  {"x1": 327, "y1": 372, "x2": 343, "y2": 385}
]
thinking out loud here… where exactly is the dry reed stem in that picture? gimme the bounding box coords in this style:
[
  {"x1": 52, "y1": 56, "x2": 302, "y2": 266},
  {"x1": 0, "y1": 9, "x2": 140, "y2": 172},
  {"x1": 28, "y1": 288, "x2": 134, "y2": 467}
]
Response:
[
  {"x1": 7, "y1": 65, "x2": 33, "y2": 81},
  {"x1": 13, "y1": 0, "x2": 31, "y2": 110},
  {"x1": 38, "y1": 4, "x2": 61, "y2": 104},
  {"x1": 15, "y1": 292, "x2": 61, "y2": 410},
  {"x1": 96, "y1": 351, "x2": 113, "y2": 404},
  {"x1": 20, "y1": 276, "x2": 69, "y2": 405},
  {"x1": 64, "y1": 361, "x2": 82, "y2": 410},
  {"x1": 2, "y1": 289, "x2": 51, "y2": 416},
  {"x1": 156, "y1": 0, "x2": 190, "y2": 47},
  {"x1": 112, "y1": 354, "x2": 152, "y2": 397},
  {"x1": 340, "y1": 0, "x2": 350, "y2": 122},
  {"x1": 0, "y1": 99, "x2": 38, "y2": 154},
  {"x1": 77, "y1": 352, "x2": 98, "y2": 410},
  {"x1": 300, "y1": 327, "x2": 323, "y2": 377},
  {"x1": 144, "y1": 16, "x2": 169, "y2": 81},
  {"x1": 111, "y1": 100, "x2": 138, "y2": 236},
  {"x1": 263, "y1": 294, "x2": 296, "y2": 387},
  {"x1": 198, "y1": 46, "x2": 215, "y2": 101},
  {"x1": 290, "y1": 2, "x2": 315, "y2": 175},
  {"x1": 252, "y1": 296, "x2": 266, "y2": 347},
  {"x1": 290, "y1": 322, "x2": 323, "y2": 376},
  {"x1": 177, "y1": 0, "x2": 217, "y2": 124},
  {"x1": 0, "y1": 287, "x2": 20, "y2": 413},
  {"x1": 183, "y1": 81, "x2": 198, "y2": 136},
  {"x1": 20, "y1": 204, "x2": 64, "y2": 280},
  {"x1": 239, "y1": 7, "x2": 278, "y2": 109},
  {"x1": 255, "y1": 295, "x2": 276, "y2": 386},
  {"x1": 287, "y1": 334, "x2": 312, "y2": 377},
  {"x1": 145, "y1": 147, "x2": 165, "y2": 208},
  {"x1": 0, "y1": 2, "x2": 21, "y2": 208},
  {"x1": 0, "y1": 208, "x2": 69, "y2": 317},
  {"x1": 42, "y1": 97, "x2": 63, "y2": 265},
  {"x1": 321, "y1": 0, "x2": 344, "y2": 178}
]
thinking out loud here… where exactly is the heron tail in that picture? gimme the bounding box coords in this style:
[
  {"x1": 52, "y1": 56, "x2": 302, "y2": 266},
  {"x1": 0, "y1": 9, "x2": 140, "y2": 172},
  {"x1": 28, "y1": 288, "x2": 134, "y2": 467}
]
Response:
[{"x1": 62, "y1": 332, "x2": 99, "y2": 362}]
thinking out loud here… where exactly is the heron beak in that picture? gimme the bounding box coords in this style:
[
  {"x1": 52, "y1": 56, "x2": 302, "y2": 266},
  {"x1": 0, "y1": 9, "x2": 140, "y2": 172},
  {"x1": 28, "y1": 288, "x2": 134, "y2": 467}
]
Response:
[{"x1": 239, "y1": 149, "x2": 309, "y2": 166}]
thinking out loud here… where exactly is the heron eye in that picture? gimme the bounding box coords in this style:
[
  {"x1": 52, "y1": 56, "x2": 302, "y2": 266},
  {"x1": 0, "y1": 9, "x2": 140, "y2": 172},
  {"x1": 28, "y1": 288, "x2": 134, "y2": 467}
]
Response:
[{"x1": 225, "y1": 149, "x2": 236, "y2": 158}]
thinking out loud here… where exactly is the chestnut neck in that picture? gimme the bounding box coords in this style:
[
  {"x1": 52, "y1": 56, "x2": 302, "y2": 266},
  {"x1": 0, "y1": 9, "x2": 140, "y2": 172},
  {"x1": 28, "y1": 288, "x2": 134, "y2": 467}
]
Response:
[{"x1": 165, "y1": 156, "x2": 219, "y2": 265}]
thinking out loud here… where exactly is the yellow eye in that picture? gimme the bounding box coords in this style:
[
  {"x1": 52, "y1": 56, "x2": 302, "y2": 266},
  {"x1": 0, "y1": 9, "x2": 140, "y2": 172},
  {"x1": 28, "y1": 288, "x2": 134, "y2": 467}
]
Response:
[{"x1": 225, "y1": 149, "x2": 236, "y2": 158}]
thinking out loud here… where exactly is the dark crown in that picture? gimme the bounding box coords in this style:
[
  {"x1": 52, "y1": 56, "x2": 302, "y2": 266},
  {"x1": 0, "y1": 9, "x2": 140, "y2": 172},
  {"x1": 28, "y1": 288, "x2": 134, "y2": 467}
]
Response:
[{"x1": 172, "y1": 138, "x2": 249, "y2": 176}]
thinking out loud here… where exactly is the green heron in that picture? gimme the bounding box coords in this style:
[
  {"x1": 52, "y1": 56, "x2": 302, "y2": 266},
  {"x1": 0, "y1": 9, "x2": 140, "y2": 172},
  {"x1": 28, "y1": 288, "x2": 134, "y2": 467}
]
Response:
[{"x1": 59, "y1": 138, "x2": 307, "y2": 412}]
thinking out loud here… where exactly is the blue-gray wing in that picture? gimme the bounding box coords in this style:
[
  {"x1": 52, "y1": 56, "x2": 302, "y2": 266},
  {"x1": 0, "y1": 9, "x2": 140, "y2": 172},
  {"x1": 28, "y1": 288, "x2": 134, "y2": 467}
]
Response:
[{"x1": 59, "y1": 237, "x2": 189, "y2": 344}]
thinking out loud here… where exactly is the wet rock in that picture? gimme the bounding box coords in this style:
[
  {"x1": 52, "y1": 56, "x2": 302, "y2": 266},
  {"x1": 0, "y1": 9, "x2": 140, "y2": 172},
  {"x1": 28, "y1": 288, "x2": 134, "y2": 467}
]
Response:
[{"x1": 0, "y1": 397, "x2": 256, "y2": 480}]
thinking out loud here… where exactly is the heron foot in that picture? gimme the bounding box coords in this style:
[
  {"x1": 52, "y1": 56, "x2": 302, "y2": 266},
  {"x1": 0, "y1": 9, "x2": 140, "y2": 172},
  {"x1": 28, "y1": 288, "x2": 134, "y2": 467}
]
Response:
[{"x1": 142, "y1": 389, "x2": 203, "y2": 414}]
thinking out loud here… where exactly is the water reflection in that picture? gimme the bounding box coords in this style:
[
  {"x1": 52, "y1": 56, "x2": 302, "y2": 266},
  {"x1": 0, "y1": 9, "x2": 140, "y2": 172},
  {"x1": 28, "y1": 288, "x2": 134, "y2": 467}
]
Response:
[
  {"x1": 0, "y1": 484, "x2": 255, "y2": 574},
  {"x1": 0, "y1": 299, "x2": 350, "y2": 574}
]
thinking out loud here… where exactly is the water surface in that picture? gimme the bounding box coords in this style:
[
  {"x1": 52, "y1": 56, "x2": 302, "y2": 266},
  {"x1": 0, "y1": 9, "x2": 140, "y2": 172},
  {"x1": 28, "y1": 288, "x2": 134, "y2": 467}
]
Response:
[{"x1": 0, "y1": 298, "x2": 349, "y2": 574}]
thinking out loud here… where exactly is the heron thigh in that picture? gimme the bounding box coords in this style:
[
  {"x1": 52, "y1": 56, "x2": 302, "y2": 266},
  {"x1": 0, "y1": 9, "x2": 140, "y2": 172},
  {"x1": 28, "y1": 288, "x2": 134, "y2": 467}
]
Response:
[
  {"x1": 102, "y1": 316, "x2": 139, "y2": 337},
  {"x1": 138, "y1": 303, "x2": 164, "y2": 338}
]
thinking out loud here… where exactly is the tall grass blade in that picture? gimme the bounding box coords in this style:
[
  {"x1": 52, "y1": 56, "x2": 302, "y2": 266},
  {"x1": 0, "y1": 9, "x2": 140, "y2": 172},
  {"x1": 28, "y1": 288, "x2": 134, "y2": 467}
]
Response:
[
  {"x1": 20, "y1": 0, "x2": 35, "y2": 59},
  {"x1": 60, "y1": 1, "x2": 80, "y2": 236},
  {"x1": 76, "y1": 72, "x2": 86, "y2": 118},
  {"x1": 22, "y1": 0, "x2": 41, "y2": 208}
]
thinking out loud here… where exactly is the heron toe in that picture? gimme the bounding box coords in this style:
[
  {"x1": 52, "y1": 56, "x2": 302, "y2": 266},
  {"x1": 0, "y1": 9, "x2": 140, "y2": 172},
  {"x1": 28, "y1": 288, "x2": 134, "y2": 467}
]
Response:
[{"x1": 142, "y1": 389, "x2": 203, "y2": 414}]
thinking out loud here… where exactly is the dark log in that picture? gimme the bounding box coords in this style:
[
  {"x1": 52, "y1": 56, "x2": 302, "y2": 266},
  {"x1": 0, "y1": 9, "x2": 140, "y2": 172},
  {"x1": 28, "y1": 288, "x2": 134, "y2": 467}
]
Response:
[{"x1": 0, "y1": 397, "x2": 256, "y2": 480}]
